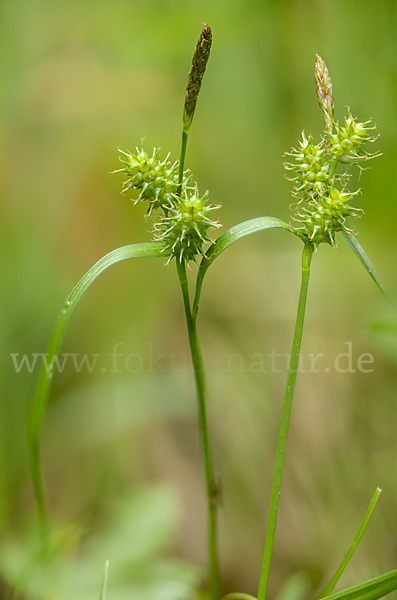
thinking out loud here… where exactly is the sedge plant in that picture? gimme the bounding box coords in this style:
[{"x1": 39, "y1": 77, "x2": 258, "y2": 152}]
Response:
[{"x1": 27, "y1": 25, "x2": 397, "y2": 600}]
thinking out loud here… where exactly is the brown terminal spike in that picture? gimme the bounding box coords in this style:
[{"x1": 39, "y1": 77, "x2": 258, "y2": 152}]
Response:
[
  {"x1": 315, "y1": 54, "x2": 334, "y2": 133},
  {"x1": 183, "y1": 24, "x2": 212, "y2": 134}
]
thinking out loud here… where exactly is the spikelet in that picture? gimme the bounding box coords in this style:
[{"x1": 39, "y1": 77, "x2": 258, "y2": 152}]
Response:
[{"x1": 183, "y1": 24, "x2": 212, "y2": 134}]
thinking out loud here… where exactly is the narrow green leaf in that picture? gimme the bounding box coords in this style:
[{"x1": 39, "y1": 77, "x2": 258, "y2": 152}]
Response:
[
  {"x1": 319, "y1": 488, "x2": 382, "y2": 598},
  {"x1": 193, "y1": 217, "x2": 303, "y2": 317},
  {"x1": 99, "y1": 561, "x2": 109, "y2": 600},
  {"x1": 28, "y1": 242, "x2": 167, "y2": 538},
  {"x1": 321, "y1": 568, "x2": 397, "y2": 600},
  {"x1": 341, "y1": 232, "x2": 395, "y2": 311},
  {"x1": 222, "y1": 594, "x2": 257, "y2": 600}
]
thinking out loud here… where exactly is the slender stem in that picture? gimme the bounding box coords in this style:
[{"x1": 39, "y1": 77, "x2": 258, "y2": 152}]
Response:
[
  {"x1": 99, "y1": 560, "x2": 110, "y2": 600},
  {"x1": 178, "y1": 130, "x2": 188, "y2": 186},
  {"x1": 318, "y1": 487, "x2": 382, "y2": 598},
  {"x1": 257, "y1": 242, "x2": 314, "y2": 600},
  {"x1": 176, "y1": 259, "x2": 220, "y2": 600}
]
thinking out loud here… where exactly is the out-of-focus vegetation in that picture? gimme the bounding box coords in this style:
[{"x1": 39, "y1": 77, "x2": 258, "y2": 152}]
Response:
[{"x1": 1, "y1": 0, "x2": 397, "y2": 598}]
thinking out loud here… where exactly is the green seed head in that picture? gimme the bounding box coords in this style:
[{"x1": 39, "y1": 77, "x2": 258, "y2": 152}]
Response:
[
  {"x1": 295, "y1": 186, "x2": 362, "y2": 247},
  {"x1": 285, "y1": 133, "x2": 330, "y2": 197},
  {"x1": 117, "y1": 146, "x2": 179, "y2": 213},
  {"x1": 115, "y1": 144, "x2": 223, "y2": 262},
  {"x1": 155, "y1": 185, "x2": 220, "y2": 263},
  {"x1": 285, "y1": 56, "x2": 380, "y2": 249},
  {"x1": 329, "y1": 111, "x2": 378, "y2": 162}
]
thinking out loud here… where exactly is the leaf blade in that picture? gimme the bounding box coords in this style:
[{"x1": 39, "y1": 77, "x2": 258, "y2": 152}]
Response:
[
  {"x1": 99, "y1": 561, "x2": 109, "y2": 600},
  {"x1": 321, "y1": 568, "x2": 397, "y2": 600},
  {"x1": 319, "y1": 488, "x2": 382, "y2": 598},
  {"x1": 28, "y1": 242, "x2": 167, "y2": 537},
  {"x1": 193, "y1": 217, "x2": 302, "y2": 317},
  {"x1": 341, "y1": 232, "x2": 395, "y2": 311}
]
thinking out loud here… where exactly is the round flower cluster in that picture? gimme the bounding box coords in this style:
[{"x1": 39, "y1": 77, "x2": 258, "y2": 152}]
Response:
[
  {"x1": 285, "y1": 133, "x2": 330, "y2": 198},
  {"x1": 296, "y1": 186, "x2": 361, "y2": 246},
  {"x1": 285, "y1": 113, "x2": 378, "y2": 248},
  {"x1": 329, "y1": 111, "x2": 377, "y2": 162},
  {"x1": 154, "y1": 186, "x2": 220, "y2": 263},
  {"x1": 117, "y1": 145, "x2": 220, "y2": 262},
  {"x1": 117, "y1": 147, "x2": 179, "y2": 213}
]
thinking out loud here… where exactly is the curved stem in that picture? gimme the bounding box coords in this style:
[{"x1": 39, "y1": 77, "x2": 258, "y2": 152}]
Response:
[
  {"x1": 257, "y1": 242, "x2": 313, "y2": 600},
  {"x1": 176, "y1": 259, "x2": 220, "y2": 600}
]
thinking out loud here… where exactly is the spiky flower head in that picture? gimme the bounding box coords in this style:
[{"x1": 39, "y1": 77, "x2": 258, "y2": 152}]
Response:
[
  {"x1": 284, "y1": 133, "x2": 330, "y2": 198},
  {"x1": 285, "y1": 55, "x2": 379, "y2": 248},
  {"x1": 115, "y1": 26, "x2": 221, "y2": 264},
  {"x1": 115, "y1": 143, "x2": 221, "y2": 262},
  {"x1": 117, "y1": 146, "x2": 179, "y2": 213},
  {"x1": 295, "y1": 186, "x2": 362, "y2": 246},
  {"x1": 155, "y1": 186, "x2": 220, "y2": 263},
  {"x1": 329, "y1": 110, "x2": 378, "y2": 162}
]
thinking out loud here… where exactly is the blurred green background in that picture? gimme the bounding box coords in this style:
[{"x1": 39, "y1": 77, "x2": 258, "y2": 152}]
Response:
[{"x1": 1, "y1": 0, "x2": 397, "y2": 598}]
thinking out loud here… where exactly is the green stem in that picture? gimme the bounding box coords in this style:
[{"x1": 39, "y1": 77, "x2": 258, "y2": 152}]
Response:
[
  {"x1": 176, "y1": 259, "x2": 220, "y2": 600},
  {"x1": 178, "y1": 130, "x2": 188, "y2": 186},
  {"x1": 99, "y1": 560, "x2": 110, "y2": 600},
  {"x1": 257, "y1": 242, "x2": 314, "y2": 600},
  {"x1": 319, "y1": 487, "x2": 382, "y2": 598}
]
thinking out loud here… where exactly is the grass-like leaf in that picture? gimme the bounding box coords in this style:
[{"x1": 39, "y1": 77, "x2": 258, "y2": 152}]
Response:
[
  {"x1": 222, "y1": 594, "x2": 258, "y2": 600},
  {"x1": 319, "y1": 488, "x2": 382, "y2": 598},
  {"x1": 341, "y1": 232, "x2": 395, "y2": 311},
  {"x1": 193, "y1": 217, "x2": 303, "y2": 317},
  {"x1": 99, "y1": 560, "x2": 109, "y2": 600},
  {"x1": 321, "y1": 568, "x2": 397, "y2": 600},
  {"x1": 28, "y1": 242, "x2": 167, "y2": 539}
]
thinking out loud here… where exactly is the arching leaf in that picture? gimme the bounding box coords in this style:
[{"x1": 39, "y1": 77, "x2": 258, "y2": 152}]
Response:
[
  {"x1": 28, "y1": 242, "x2": 167, "y2": 537},
  {"x1": 193, "y1": 217, "x2": 303, "y2": 317}
]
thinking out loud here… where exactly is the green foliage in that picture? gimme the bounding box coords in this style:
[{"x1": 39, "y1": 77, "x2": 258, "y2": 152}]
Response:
[
  {"x1": 0, "y1": 487, "x2": 198, "y2": 600},
  {"x1": 5, "y1": 13, "x2": 395, "y2": 600}
]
